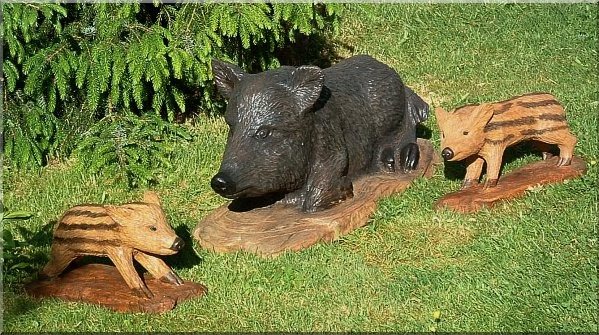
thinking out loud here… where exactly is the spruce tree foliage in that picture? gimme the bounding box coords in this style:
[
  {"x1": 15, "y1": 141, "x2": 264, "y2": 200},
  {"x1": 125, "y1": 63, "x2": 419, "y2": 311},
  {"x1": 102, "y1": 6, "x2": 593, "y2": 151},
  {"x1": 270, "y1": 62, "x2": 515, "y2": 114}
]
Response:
[
  {"x1": 75, "y1": 113, "x2": 192, "y2": 188},
  {"x1": 2, "y1": 2, "x2": 342, "y2": 173}
]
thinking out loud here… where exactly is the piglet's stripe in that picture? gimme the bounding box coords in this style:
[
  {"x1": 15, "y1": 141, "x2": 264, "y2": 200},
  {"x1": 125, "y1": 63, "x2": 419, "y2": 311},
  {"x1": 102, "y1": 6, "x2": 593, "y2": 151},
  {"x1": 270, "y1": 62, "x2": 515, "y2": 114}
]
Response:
[
  {"x1": 57, "y1": 222, "x2": 119, "y2": 231},
  {"x1": 520, "y1": 125, "x2": 570, "y2": 136},
  {"x1": 62, "y1": 209, "x2": 108, "y2": 218},
  {"x1": 484, "y1": 116, "x2": 537, "y2": 132},
  {"x1": 54, "y1": 236, "x2": 121, "y2": 246},
  {"x1": 517, "y1": 99, "x2": 560, "y2": 108},
  {"x1": 538, "y1": 113, "x2": 566, "y2": 121},
  {"x1": 484, "y1": 134, "x2": 516, "y2": 145}
]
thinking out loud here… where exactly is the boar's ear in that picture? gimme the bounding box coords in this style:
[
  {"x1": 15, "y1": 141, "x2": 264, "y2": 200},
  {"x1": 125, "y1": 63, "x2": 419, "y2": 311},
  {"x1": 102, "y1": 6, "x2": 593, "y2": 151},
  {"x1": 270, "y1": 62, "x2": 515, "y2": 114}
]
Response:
[
  {"x1": 290, "y1": 65, "x2": 324, "y2": 113},
  {"x1": 142, "y1": 191, "x2": 162, "y2": 207},
  {"x1": 212, "y1": 59, "x2": 246, "y2": 99}
]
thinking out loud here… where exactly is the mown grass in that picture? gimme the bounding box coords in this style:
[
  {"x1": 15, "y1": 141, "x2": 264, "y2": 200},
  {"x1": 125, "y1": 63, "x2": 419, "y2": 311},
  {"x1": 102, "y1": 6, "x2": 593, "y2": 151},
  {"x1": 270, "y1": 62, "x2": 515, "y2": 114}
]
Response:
[{"x1": 2, "y1": 4, "x2": 597, "y2": 332}]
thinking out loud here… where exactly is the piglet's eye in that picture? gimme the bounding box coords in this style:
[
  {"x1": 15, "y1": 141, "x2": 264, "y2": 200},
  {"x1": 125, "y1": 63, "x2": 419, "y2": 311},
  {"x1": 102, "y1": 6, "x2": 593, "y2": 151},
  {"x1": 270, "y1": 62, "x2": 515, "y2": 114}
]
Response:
[
  {"x1": 463, "y1": 131, "x2": 469, "y2": 135},
  {"x1": 255, "y1": 128, "x2": 271, "y2": 139},
  {"x1": 150, "y1": 226, "x2": 157, "y2": 231}
]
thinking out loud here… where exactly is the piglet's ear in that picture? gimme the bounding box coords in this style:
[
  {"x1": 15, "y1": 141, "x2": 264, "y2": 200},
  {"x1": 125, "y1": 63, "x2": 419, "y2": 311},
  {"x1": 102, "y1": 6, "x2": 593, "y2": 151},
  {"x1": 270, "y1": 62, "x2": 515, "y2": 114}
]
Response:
[
  {"x1": 212, "y1": 59, "x2": 246, "y2": 99},
  {"x1": 142, "y1": 191, "x2": 162, "y2": 207},
  {"x1": 434, "y1": 107, "x2": 448, "y2": 124},
  {"x1": 105, "y1": 206, "x2": 134, "y2": 226},
  {"x1": 472, "y1": 104, "x2": 494, "y2": 124},
  {"x1": 290, "y1": 65, "x2": 324, "y2": 112}
]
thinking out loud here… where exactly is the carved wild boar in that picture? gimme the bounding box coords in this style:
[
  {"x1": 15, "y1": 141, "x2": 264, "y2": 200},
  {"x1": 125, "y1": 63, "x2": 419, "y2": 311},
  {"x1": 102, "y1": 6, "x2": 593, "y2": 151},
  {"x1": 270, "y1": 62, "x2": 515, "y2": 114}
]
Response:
[{"x1": 210, "y1": 55, "x2": 429, "y2": 212}]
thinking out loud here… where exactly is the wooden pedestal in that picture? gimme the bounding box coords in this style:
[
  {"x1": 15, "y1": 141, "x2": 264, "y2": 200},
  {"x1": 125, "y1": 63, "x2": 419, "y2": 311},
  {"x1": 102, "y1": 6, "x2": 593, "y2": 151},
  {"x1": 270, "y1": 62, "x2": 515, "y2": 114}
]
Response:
[
  {"x1": 193, "y1": 139, "x2": 437, "y2": 257},
  {"x1": 435, "y1": 156, "x2": 587, "y2": 213},
  {"x1": 25, "y1": 264, "x2": 207, "y2": 314}
]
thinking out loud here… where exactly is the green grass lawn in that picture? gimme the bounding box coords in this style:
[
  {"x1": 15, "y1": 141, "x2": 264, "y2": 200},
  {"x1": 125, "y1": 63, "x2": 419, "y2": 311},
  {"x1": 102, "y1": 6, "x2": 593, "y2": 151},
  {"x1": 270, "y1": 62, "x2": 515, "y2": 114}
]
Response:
[{"x1": 3, "y1": 4, "x2": 597, "y2": 332}]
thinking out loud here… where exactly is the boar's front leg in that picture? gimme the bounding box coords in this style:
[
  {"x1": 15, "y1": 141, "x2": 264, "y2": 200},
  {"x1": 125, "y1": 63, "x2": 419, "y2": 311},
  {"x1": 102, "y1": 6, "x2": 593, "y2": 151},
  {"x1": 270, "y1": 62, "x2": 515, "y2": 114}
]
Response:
[
  {"x1": 134, "y1": 252, "x2": 183, "y2": 286},
  {"x1": 108, "y1": 247, "x2": 153, "y2": 299},
  {"x1": 302, "y1": 140, "x2": 353, "y2": 213}
]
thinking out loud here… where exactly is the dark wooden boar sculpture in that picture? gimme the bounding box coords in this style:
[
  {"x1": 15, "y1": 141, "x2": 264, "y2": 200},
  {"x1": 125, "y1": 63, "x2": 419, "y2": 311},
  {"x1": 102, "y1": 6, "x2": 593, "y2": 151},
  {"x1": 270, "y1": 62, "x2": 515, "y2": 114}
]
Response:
[
  {"x1": 435, "y1": 92, "x2": 577, "y2": 189},
  {"x1": 210, "y1": 55, "x2": 429, "y2": 212},
  {"x1": 40, "y1": 191, "x2": 185, "y2": 299}
]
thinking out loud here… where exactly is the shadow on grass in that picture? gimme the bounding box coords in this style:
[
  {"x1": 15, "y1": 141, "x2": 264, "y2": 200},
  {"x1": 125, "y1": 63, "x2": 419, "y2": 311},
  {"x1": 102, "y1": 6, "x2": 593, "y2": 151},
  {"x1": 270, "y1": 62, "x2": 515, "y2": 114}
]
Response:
[
  {"x1": 164, "y1": 224, "x2": 204, "y2": 270},
  {"x1": 2, "y1": 292, "x2": 44, "y2": 324},
  {"x1": 417, "y1": 124, "x2": 433, "y2": 140},
  {"x1": 276, "y1": 32, "x2": 353, "y2": 68}
]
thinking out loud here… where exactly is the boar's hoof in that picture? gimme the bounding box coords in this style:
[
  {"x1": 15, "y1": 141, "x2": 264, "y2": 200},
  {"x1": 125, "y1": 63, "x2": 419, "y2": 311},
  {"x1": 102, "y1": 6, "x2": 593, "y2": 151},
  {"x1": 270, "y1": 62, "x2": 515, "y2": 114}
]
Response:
[
  {"x1": 381, "y1": 147, "x2": 396, "y2": 172},
  {"x1": 483, "y1": 179, "x2": 498, "y2": 189},
  {"x1": 160, "y1": 271, "x2": 184, "y2": 286},
  {"x1": 132, "y1": 285, "x2": 154, "y2": 299},
  {"x1": 557, "y1": 157, "x2": 572, "y2": 167},
  {"x1": 461, "y1": 179, "x2": 479, "y2": 189},
  {"x1": 400, "y1": 142, "x2": 420, "y2": 173}
]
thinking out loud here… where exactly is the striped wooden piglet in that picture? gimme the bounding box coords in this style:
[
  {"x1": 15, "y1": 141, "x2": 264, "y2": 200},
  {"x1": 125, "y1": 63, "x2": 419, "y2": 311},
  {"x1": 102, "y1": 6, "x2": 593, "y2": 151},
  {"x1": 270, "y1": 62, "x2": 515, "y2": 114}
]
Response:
[
  {"x1": 435, "y1": 92, "x2": 577, "y2": 189},
  {"x1": 41, "y1": 191, "x2": 185, "y2": 299}
]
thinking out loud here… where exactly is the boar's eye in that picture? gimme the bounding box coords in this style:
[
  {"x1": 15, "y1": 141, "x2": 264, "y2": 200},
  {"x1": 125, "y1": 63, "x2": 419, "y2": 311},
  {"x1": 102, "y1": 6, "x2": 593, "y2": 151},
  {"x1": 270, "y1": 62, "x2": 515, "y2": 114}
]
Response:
[
  {"x1": 463, "y1": 131, "x2": 469, "y2": 135},
  {"x1": 149, "y1": 225, "x2": 157, "y2": 231},
  {"x1": 255, "y1": 128, "x2": 271, "y2": 139}
]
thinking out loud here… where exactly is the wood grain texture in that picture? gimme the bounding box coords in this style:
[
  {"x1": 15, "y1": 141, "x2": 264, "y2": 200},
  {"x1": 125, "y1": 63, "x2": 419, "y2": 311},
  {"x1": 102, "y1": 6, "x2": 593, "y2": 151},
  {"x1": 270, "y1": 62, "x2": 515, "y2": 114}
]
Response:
[
  {"x1": 194, "y1": 139, "x2": 437, "y2": 257},
  {"x1": 41, "y1": 191, "x2": 184, "y2": 299},
  {"x1": 435, "y1": 155, "x2": 587, "y2": 213},
  {"x1": 26, "y1": 264, "x2": 207, "y2": 314}
]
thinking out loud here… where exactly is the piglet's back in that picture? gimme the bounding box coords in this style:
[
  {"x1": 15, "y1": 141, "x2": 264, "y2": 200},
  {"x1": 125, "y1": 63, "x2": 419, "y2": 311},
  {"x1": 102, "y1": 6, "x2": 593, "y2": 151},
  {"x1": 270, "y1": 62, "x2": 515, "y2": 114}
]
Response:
[
  {"x1": 483, "y1": 93, "x2": 568, "y2": 140},
  {"x1": 53, "y1": 205, "x2": 121, "y2": 254}
]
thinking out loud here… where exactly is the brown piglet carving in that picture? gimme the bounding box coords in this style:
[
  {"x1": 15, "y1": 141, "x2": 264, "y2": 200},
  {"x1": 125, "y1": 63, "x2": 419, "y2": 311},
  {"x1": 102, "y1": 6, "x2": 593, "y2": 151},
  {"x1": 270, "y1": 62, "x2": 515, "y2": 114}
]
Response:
[
  {"x1": 436, "y1": 92, "x2": 577, "y2": 189},
  {"x1": 40, "y1": 191, "x2": 185, "y2": 299}
]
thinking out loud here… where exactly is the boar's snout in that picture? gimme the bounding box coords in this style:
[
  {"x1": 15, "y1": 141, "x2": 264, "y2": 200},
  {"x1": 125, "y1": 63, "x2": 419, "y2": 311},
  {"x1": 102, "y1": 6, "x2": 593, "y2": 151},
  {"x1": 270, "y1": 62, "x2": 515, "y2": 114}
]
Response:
[
  {"x1": 170, "y1": 237, "x2": 185, "y2": 252},
  {"x1": 441, "y1": 147, "x2": 454, "y2": 160},
  {"x1": 210, "y1": 172, "x2": 236, "y2": 197}
]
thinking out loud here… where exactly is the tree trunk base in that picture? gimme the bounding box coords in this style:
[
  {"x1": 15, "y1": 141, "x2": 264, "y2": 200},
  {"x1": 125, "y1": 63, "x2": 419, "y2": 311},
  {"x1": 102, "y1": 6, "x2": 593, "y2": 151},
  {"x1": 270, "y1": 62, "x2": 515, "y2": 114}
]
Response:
[
  {"x1": 435, "y1": 156, "x2": 587, "y2": 213},
  {"x1": 25, "y1": 264, "x2": 207, "y2": 314},
  {"x1": 193, "y1": 139, "x2": 438, "y2": 257}
]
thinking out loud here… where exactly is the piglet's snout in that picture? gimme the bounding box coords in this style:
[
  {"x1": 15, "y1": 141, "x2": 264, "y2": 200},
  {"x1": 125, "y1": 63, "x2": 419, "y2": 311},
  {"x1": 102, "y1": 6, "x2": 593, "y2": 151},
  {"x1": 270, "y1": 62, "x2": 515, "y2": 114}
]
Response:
[
  {"x1": 170, "y1": 237, "x2": 185, "y2": 252},
  {"x1": 441, "y1": 148, "x2": 454, "y2": 160}
]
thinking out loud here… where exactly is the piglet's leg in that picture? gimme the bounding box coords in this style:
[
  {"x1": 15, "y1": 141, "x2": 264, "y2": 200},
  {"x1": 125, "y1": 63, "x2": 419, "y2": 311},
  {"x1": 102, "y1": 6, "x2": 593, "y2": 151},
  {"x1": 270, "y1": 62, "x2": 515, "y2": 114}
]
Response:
[
  {"x1": 40, "y1": 245, "x2": 76, "y2": 279},
  {"x1": 482, "y1": 149, "x2": 504, "y2": 189},
  {"x1": 134, "y1": 252, "x2": 183, "y2": 286},
  {"x1": 108, "y1": 248, "x2": 153, "y2": 299},
  {"x1": 556, "y1": 132, "x2": 577, "y2": 167},
  {"x1": 462, "y1": 156, "x2": 485, "y2": 189},
  {"x1": 536, "y1": 130, "x2": 576, "y2": 167}
]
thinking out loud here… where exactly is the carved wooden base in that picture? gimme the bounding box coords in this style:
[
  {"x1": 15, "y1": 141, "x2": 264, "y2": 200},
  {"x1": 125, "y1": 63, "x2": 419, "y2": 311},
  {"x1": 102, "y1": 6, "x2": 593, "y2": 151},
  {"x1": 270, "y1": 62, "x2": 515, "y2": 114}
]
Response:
[
  {"x1": 25, "y1": 264, "x2": 207, "y2": 314},
  {"x1": 193, "y1": 139, "x2": 437, "y2": 257},
  {"x1": 435, "y1": 156, "x2": 587, "y2": 213}
]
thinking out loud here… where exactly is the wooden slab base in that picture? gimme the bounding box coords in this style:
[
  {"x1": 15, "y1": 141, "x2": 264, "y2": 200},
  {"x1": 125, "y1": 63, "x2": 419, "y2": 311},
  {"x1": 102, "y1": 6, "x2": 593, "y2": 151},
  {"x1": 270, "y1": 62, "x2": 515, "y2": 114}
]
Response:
[
  {"x1": 25, "y1": 264, "x2": 207, "y2": 314},
  {"x1": 193, "y1": 139, "x2": 437, "y2": 257},
  {"x1": 435, "y1": 156, "x2": 587, "y2": 213}
]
